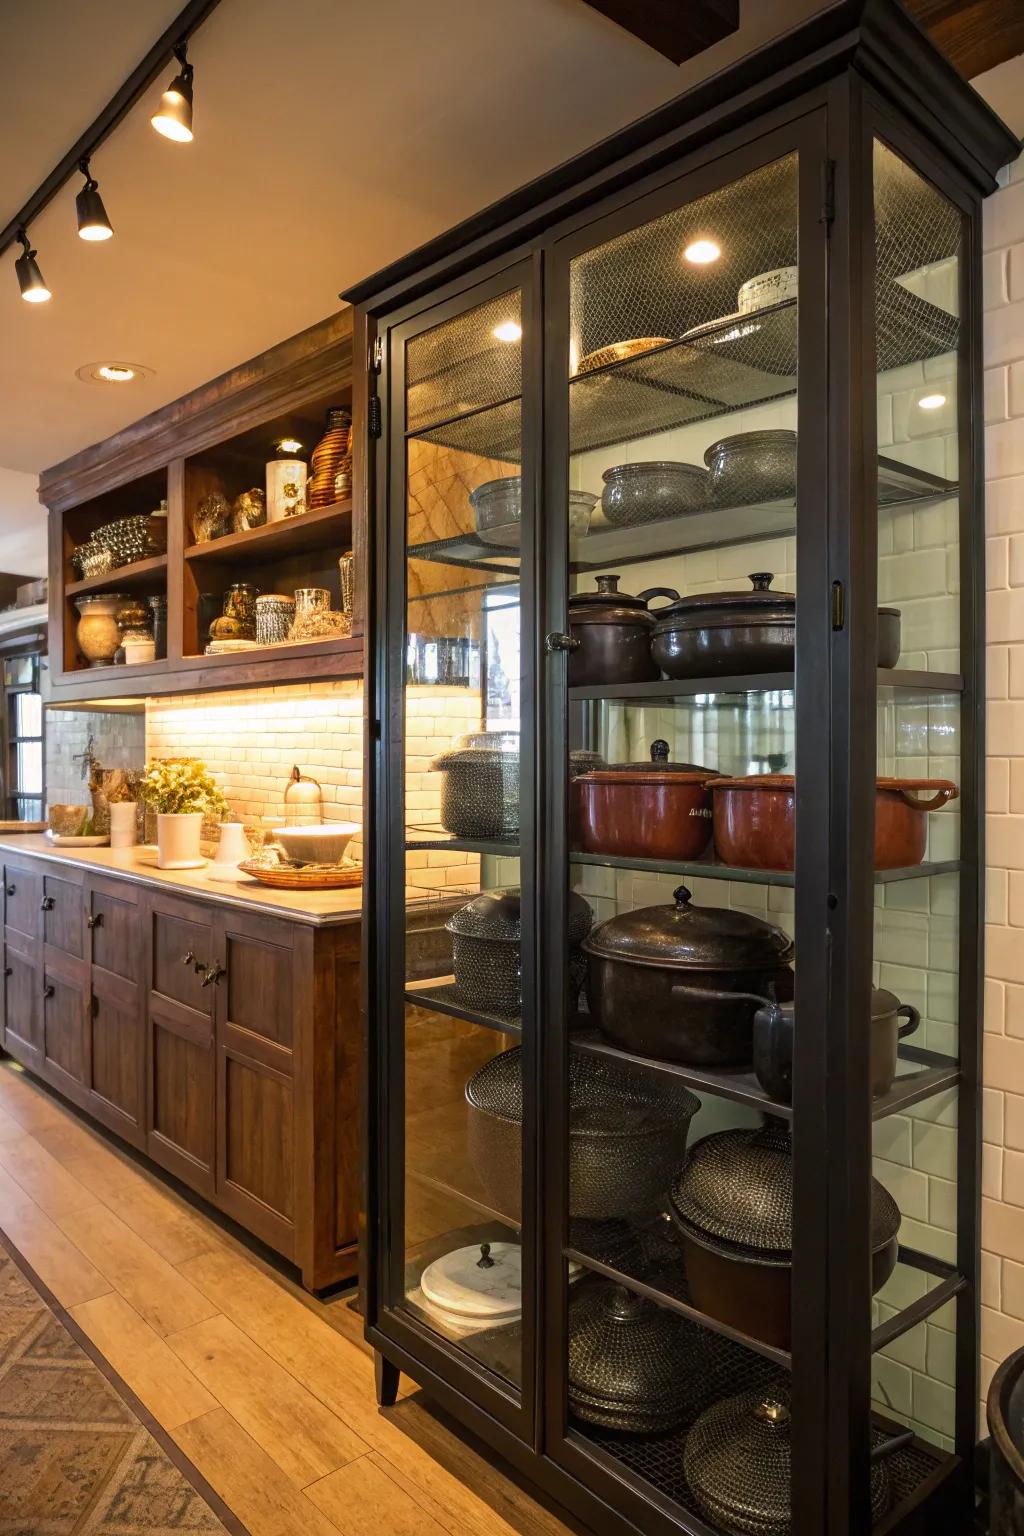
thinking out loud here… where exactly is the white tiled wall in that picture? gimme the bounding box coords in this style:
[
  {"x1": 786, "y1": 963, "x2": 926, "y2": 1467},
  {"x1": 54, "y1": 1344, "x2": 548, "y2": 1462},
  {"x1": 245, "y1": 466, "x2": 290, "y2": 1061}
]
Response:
[{"x1": 45, "y1": 709, "x2": 145, "y2": 806}]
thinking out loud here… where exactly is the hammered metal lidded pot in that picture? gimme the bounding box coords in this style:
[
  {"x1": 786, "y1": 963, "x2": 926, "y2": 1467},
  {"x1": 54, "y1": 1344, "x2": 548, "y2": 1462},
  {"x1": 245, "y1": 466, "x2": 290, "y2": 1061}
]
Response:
[
  {"x1": 430, "y1": 730, "x2": 520, "y2": 839},
  {"x1": 683, "y1": 1389, "x2": 894, "y2": 1535},
  {"x1": 447, "y1": 888, "x2": 592, "y2": 1016},
  {"x1": 567, "y1": 1280, "x2": 703, "y2": 1434}
]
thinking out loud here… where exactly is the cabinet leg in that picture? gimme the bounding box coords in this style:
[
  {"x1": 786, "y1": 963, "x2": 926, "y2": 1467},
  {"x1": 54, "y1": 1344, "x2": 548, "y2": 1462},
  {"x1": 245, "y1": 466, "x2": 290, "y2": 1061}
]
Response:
[{"x1": 375, "y1": 1350, "x2": 400, "y2": 1407}]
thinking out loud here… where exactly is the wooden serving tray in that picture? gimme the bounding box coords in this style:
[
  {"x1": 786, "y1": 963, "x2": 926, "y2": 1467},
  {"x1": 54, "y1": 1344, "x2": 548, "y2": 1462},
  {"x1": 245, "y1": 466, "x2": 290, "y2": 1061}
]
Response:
[
  {"x1": 0, "y1": 821, "x2": 48, "y2": 833},
  {"x1": 238, "y1": 860, "x2": 363, "y2": 891}
]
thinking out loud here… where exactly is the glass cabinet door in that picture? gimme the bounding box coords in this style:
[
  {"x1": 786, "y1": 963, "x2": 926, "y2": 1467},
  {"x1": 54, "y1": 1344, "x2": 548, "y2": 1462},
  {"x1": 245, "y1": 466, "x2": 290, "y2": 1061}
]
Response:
[{"x1": 377, "y1": 266, "x2": 538, "y2": 1431}]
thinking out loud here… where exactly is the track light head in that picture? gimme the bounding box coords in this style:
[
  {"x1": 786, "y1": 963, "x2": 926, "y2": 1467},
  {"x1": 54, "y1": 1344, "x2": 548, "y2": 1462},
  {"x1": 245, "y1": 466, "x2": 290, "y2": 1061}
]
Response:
[
  {"x1": 15, "y1": 229, "x2": 50, "y2": 303},
  {"x1": 76, "y1": 159, "x2": 113, "y2": 241},
  {"x1": 151, "y1": 44, "x2": 194, "y2": 142}
]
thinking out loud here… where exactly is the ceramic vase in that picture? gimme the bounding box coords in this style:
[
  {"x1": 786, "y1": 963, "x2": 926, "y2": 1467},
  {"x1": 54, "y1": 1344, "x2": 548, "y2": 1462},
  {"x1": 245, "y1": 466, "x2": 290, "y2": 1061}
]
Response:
[
  {"x1": 109, "y1": 801, "x2": 138, "y2": 850},
  {"x1": 208, "y1": 822, "x2": 251, "y2": 881},
  {"x1": 156, "y1": 812, "x2": 204, "y2": 869},
  {"x1": 75, "y1": 593, "x2": 129, "y2": 667}
]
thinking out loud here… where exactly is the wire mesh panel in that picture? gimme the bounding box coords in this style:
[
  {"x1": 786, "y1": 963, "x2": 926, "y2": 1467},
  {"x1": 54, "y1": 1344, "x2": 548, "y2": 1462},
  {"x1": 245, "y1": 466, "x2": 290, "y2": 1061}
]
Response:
[{"x1": 406, "y1": 291, "x2": 523, "y2": 435}]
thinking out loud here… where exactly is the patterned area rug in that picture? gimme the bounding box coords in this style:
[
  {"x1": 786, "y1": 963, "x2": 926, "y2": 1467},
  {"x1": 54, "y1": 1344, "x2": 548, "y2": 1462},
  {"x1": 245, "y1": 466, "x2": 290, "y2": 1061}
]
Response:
[{"x1": 0, "y1": 1235, "x2": 242, "y2": 1535}]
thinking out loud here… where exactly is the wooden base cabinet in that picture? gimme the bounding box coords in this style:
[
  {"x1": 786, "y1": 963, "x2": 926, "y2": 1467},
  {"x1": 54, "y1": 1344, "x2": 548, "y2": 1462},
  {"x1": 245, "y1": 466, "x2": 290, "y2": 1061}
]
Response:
[{"x1": 1, "y1": 854, "x2": 360, "y2": 1291}]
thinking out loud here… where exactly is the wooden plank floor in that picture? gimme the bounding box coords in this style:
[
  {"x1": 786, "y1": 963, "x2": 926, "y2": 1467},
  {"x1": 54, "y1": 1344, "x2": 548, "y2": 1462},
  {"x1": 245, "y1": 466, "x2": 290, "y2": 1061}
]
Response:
[{"x1": 0, "y1": 1059, "x2": 583, "y2": 1536}]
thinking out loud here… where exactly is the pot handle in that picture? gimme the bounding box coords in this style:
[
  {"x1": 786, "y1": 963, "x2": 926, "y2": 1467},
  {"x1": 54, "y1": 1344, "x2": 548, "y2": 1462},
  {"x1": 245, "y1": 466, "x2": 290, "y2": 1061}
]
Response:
[
  {"x1": 638, "y1": 585, "x2": 681, "y2": 612},
  {"x1": 870, "y1": 1430, "x2": 915, "y2": 1464},
  {"x1": 897, "y1": 1003, "x2": 921, "y2": 1040},
  {"x1": 670, "y1": 980, "x2": 771, "y2": 1009},
  {"x1": 894, "y1": 783, "x2": 959, "y2": 811}
]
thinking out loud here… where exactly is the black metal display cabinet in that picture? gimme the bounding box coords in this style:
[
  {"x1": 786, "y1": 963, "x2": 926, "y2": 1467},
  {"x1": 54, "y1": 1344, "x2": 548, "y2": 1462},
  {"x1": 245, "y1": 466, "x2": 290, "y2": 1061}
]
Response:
[{"x1": 348, "y1": 4, "x2": 1018, "y2": 1533}]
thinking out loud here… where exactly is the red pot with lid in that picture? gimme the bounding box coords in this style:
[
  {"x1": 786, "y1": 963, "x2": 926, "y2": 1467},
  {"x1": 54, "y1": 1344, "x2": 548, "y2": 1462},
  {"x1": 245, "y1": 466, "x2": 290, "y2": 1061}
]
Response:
[
  {"x1": 709, "y1": 773, "x2": 959, "y2": 871},
  {"x1": 572, "y1": 740, "x2": 716, "y2": 861}
]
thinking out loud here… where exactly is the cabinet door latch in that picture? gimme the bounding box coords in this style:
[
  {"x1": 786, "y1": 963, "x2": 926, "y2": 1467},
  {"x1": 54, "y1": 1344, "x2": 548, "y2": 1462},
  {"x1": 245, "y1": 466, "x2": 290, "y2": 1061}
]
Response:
[
  {"x1": 545, "y1": 631, "x2": 581, "y2": 654},
  {"x1": 368, "y1": 395, "x2": 382, "y2": 439},
  {"x1": 831, "y1": 580, "x2": 845, "y2": 631},
  {"x1": 821, "y1": 158, "x2": 836, "y2": 226}
]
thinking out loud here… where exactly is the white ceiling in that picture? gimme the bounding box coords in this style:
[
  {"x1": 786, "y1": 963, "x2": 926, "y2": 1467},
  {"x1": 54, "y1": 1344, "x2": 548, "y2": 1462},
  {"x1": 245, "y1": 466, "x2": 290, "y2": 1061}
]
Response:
[{"x1": 0, "y1": 0, "x2": 839, "y2": 489}]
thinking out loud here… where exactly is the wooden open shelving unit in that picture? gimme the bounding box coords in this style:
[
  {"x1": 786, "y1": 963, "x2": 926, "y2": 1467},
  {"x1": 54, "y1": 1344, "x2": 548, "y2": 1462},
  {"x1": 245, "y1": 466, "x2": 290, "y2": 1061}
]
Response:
[{"x1": 39, "y1": 310, "x2": 366, "y2": 701}]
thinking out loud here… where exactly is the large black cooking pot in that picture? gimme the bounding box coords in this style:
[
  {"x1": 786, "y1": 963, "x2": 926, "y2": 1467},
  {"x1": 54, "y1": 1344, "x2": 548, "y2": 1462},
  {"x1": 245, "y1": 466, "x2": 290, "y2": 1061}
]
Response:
[
  {"x1": 567, "y1": 574, "x2": 679, "y2": 686},
  {"x1": 649, "y1": 571, "x2": 901, "y2": 678},
  {"x1": 465, "y1": 1044, "x2": 699, "y2": 1224},
  {"x1": 583, "y1": 884, "x2": 794, "y2": 1066},
  {"x1": 568, "y1": 1279, "x2": 705, "y2": 1434},
  {"x1": 989, "y1": 1346, "x2": 1024, "y2": 1535}
]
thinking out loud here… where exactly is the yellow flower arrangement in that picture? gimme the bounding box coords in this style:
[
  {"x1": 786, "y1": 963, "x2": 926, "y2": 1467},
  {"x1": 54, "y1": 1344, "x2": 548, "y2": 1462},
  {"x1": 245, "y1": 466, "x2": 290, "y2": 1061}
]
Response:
[{"x1": 139, "y1": 758, "x2": 228, "y2": 820}]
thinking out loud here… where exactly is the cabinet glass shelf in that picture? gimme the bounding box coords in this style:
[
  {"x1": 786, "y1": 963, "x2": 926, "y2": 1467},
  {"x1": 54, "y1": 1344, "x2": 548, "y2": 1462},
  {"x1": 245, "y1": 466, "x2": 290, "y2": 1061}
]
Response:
[
  {"x1": 405, "y1": 979, "x2": 522, "y2": 1037},
  {"x1": 570, "y1": 851, "x2": 962, "y2": 886},
  {"x1": 568, "y1": 669, "x2": 963, "y2": 703},
  {"x1": 406, "y1": 456, "x2": 956, "y2": 575}
]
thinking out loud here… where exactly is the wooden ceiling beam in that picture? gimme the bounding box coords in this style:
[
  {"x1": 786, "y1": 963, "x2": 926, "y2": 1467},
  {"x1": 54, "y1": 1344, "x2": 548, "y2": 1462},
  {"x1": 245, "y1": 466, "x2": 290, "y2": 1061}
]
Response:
[
  {"x1": 906, "y1": 0, "x2": 1024, "y2": 81},
  {"x1": 580, "y1": 0, "x2": 739, "y2": 66}
]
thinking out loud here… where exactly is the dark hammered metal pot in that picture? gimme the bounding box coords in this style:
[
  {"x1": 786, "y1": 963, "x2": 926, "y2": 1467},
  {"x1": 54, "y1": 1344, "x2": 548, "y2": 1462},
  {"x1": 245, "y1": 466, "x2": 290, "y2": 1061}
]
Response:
[
  {"x1": 668, "y1": 1122, "x2": 901, "y2": 1350},
  {"x1": 429, "y1": 730, "x2": 519, "y2": 839},
  {"x1": 447, "y1": 889, "x2": 592, "y2": 1016},
  {"x1": 752, "y1": 987, "x2": 921, "y2": 1104},
  {"x1": 989, "y1": 1345, "x2": 1024, "y2": 1536},
  {"x1": 567, "y1": 574, "x2": 680, "y2": 686},
  {"x1": 572, "y1": 740, "x2": 716, "y2": 862},
  {"x1": 683, "y1": 1389, "x2": 903, "y2": 1535},
  {"x1": 704, "y1": 429, "x2": 797, "y2": 505},
  {"x1": 583, "y1": 885, "x2": 794, "y2": 1066},
  {"x1": 465, "y1": 1044, "x2": 699, "y2": 1225},
  {"x1": 568, "y1": 1279, "x2": 705, "y2": 1434},
  {"x1": 650, "y1": 572, "x2": 901, "y2": 678}
]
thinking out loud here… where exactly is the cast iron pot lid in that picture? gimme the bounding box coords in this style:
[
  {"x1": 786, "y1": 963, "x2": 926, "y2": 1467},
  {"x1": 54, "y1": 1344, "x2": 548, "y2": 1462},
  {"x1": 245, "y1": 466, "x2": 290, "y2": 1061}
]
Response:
[
  {"x1": 669, "y1": 1121, "x2": 901, "y2": 1259},
  {"x1": 583, "y1": 884, "x2": 793, "y2": 972},
  {"x1": 568, "y1": 573, "x2": 680, "y2": 625},
  {"x1": 576, "y1": 739, "x2": 715, "y2": 784},
  {"x1": 466, "y1": 1044, "x2": 699, "y2": 1133},
  {"x1": 420, "y1": 1241, "x2": 522, "y2": 1321},
  {"x1": 683, "y1": 1389, "x2": 893, "y2": 1536},
  {"x1": 447, "y1": 889, "x2": 592, "y2": 946},
  {"x1": 568, "y1": 1280, "x2": 698, "y2": 1416},
  {"x1": 649, "y1": 573, "x2": 898, "y2": 628}
]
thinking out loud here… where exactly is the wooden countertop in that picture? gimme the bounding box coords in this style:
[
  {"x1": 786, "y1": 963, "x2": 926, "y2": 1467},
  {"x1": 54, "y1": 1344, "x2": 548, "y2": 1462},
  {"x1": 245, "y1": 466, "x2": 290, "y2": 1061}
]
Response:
[{"x1": 0, "y1": 834, "x2": 363, "y2": 927}]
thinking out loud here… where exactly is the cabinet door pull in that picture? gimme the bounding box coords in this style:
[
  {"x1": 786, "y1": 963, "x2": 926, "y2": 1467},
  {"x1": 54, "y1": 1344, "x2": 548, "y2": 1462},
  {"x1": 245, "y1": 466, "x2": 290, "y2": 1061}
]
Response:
[
  {"x1": 3, "y1": 966, "x2": 11, "y2": 977},
  {"x1": 86, "y1": 911, "x2": 103, "y2": 929},
  {"x1": 5, "y1": 883, "x2": 14, "y2": 896},
  {"x1": 40, "y1": 895, "x2": 55, "y2": 911},
  {"x1": 201, "y1": 961, "x2": 226, "y2": 988},
  {"x1": 43, "y1": 983, "x2": 55, "y2": 999},
  {"x1": 183, "y1": 950, "x2": 198, "y2": 967},
  {"x1": 545, "y1": 631, "x2": 581, "y2": 654}
]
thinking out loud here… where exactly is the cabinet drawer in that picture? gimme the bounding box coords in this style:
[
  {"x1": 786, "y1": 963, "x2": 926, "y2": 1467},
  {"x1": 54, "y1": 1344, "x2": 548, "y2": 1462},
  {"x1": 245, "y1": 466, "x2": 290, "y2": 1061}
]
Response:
[
  {"x1": 3, "y1": 864, "x2": 41, "y2": 941},
  {"x1": 43, "y1": 874, "x2": 84, "y2": 959},
  {"x1": 152, "y1": 909, "x2": 214, "y2": 1015},
  {"x1": 90, "y1": 885, "x2": 139, "y2": 982}
]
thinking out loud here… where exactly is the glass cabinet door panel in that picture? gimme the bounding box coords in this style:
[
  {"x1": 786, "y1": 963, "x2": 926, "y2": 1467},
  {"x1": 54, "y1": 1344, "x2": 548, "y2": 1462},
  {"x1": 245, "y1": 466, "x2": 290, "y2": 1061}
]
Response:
[{"x1": 392, "y1": 281, "x2": 533, "y2": 1404}]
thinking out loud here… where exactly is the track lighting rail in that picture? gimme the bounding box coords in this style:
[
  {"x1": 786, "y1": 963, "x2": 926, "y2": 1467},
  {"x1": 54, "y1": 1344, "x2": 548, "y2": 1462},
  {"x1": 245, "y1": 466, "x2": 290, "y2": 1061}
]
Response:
[{"x1": 0, "y1": 0, "x2": 222, "y2": 262}]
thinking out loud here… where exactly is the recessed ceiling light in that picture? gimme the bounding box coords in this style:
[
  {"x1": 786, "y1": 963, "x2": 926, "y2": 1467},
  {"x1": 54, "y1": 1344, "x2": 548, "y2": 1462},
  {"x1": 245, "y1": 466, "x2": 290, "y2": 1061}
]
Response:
[
  {"x1": 918, "y1": 393, "x2": 946, "y2": 410},
  {"x1": 684, "y1": 239, "x2": 721, "y2": 265},
  {"x1": 75, "y1": 361, "x2": 153, "y2": 385},
  {"x1": 493, "y1": 321, "x2": 522, "y2": 342}
]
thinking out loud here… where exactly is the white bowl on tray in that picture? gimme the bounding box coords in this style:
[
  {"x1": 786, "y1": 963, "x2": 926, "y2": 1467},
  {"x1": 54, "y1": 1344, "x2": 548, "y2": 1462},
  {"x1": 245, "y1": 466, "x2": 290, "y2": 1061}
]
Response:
[{"x1": 272, "y1": 822, "x2": 360, "y2": 865}]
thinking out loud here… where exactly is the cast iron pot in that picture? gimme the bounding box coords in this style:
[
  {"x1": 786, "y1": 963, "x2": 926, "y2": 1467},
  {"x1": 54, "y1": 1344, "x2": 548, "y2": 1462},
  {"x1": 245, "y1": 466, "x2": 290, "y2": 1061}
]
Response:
[
  {"x1": 429, "y1": 730, "x2": 519, "y2": 839},
  {"x1": 684, "y1": 1389, "x2": 908, "y2": 1536},
  {"x1": 572, "y1": 740, "x2": 716, "y2": 861},
  {"x1": 465, "y1": 1045, "x2": 699, "y2": 1224},
  {"x1": 668, "y1": 1121, "x2": 901, "y2": 1350},
  {"x1": 568, "y1": 1279, "x2": 705, "y2": 1434},
  {"x1": 447, "y1": 889, "x2": 592, "y2": 1016},
  {"x1": 583, "y1": 884, "x2": 794, "y2": 1066},
  {"x1": 989, "y1": 1345, "x2": 1024, "y2": 1536},
  {"x1": 709, "y1": 773, "x2": 959, "y2": 871},
  {"x1": 567, "y1": 574, "x2": 679, "y2": 686},
  {"x1": 649, "y1": 572, "x2": 902, "y2": 678},
  {"x1": 752, "y1": 988, "x2": 921, "y2": 1104}
]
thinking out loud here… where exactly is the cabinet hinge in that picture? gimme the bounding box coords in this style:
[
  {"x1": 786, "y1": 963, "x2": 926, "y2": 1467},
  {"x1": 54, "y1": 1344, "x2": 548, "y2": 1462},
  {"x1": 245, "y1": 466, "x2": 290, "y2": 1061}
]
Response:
[
  {"x1": 368, "y1": 396, "x2": 382, "y2": 439},
  {"x1": 831, "y1": 580, "x2": 845, "y2": 631},
  {"x1": 370, "y1": 337, "x2": 383, "y2": 374},
  {"x1": 821, "y1": 158, "x2": 836, "y2": 227}
]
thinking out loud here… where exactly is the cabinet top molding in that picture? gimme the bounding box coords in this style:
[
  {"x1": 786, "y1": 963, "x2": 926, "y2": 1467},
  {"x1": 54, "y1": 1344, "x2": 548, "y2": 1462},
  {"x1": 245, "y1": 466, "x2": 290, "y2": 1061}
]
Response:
[{"x1": 343, "y1": 0, "x2": 1019, "y2": 315}]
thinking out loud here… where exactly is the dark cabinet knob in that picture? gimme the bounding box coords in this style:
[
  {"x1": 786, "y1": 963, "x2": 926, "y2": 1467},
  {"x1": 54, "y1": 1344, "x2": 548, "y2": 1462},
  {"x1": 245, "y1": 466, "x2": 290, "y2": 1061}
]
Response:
[
  {"x1": 200, "y1": 962, "x2": 226, "y2": 988},
  {"x1": 40, "y1": 895, "x2": 55, "y2": 911},
  {"x1": 545, "y1": 631, "x2": 581, "y2": 653},
  {"x1": 183, "y1": 950, "x2": 197, "y2": 967},
  {"x1": 5, "y1": 883, "x2": 14, "y2": 896},
  {"x1": 3, "y1": 966, "x2": 11, "y2": 977},
  {"x1": 86, "y1": 912, "x2": 103, "y2": 929},
  {"x1": 43, "y1": 983, "x2": 55, "y2": 999}
]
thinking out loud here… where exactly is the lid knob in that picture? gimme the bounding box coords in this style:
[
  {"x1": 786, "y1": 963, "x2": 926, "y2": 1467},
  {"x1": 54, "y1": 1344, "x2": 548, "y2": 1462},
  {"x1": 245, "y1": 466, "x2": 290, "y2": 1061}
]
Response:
[
  {"x1": 752, "y1": 1398, "x2": 791, "y2": 1429},
  {"x1": 477, "y1": 1243, "x2": 495, "y2": 1269},
  {"x1": 595, "y1": 574, "x2": 620, "y2": 594},
  {"x1": 749, "y1": 572, "x2": 775, "y2": 591},
  {"x1": 607, "y1": 1285, "x2": 647, "y2": 1323},
  {"x1": 650, "y1": 740, "x2": 670, "y2": 763},
  {"x1": 672, "y1": 884, "x2": 692, "y2": 908}
]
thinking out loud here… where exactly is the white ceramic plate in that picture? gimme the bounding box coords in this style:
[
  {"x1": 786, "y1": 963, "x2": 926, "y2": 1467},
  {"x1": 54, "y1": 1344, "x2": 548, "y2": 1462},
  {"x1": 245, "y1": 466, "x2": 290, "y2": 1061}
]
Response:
[{"x1": 46, "y1": 831, "x2": 109, "y2": 847}]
